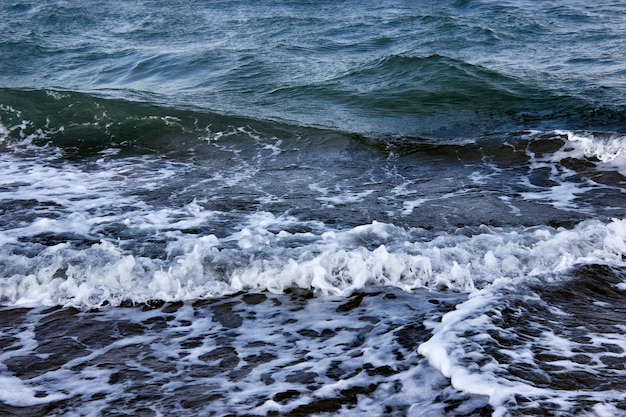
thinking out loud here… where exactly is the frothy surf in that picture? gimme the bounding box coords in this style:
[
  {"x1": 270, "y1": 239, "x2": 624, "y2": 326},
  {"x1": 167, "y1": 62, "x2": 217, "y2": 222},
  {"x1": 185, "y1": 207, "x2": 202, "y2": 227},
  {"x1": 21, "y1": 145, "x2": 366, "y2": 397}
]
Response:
[
  {"x1": 2, "y1": 96, "x2": 626, "y2": 416},
  {"x1": 2, "y1": 208, "x2": 626, "y2": 307}
]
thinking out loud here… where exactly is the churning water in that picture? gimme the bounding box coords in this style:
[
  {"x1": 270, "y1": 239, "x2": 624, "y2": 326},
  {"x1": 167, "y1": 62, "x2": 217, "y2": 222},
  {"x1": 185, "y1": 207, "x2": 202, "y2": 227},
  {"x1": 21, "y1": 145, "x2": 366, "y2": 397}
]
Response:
[{"x1": 1, "y1": 1, "x2": 626, "y2": 416}]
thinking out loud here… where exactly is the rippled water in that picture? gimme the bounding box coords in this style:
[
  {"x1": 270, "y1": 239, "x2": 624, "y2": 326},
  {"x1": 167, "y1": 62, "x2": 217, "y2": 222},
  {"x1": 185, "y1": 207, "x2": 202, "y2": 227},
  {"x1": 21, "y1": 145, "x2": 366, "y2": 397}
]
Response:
[{"x1": 1, "y1": 1, "x2": 626, "y2": 416}]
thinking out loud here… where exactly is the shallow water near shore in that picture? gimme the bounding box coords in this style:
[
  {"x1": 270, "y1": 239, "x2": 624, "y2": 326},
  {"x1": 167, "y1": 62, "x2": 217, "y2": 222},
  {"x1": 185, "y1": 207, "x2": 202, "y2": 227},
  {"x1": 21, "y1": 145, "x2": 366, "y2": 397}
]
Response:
[
  {"x1": 2, "y1": 0, "x2": 626, "y2": 415},
  {"x1": 0, "y1": 289, "x2": 483, "y2": 417}
]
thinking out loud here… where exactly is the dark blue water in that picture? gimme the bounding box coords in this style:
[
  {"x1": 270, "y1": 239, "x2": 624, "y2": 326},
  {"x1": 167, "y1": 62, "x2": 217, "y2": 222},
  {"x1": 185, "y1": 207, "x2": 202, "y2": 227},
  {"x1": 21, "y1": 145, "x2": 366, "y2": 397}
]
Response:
[{"x1": 1, "y1": 1, "x2": 626, "y2": 416}]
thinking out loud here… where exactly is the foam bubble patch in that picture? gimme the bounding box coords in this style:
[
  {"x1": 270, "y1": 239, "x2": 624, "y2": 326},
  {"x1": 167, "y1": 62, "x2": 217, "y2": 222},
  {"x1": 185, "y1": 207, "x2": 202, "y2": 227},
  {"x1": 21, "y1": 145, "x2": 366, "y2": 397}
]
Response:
[{"x1": 2, "y1": 213, "x2": 626, "y2": 307}]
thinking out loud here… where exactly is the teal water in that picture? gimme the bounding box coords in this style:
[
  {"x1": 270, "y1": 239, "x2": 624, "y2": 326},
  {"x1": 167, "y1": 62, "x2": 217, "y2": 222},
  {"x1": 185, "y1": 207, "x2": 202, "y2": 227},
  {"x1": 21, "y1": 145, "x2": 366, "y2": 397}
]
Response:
[
  {"x1": 1, "y1": 1, "x2": 626, "y2": 416},
  {"x1": 1, "y1": 0, "x2": 625, "y2": 135}
]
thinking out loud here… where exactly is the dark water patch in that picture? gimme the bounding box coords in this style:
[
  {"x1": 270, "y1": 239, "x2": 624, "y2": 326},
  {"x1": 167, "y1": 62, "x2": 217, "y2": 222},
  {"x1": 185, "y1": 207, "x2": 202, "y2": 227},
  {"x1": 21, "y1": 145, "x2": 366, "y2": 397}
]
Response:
[
  {"x1": 539, "y1": 264, "x2": 626, "y2": 331},
  {"x1": 336, "y1": 292, "x2": 366, "y2": 312},
  {"x1": 394, "y1": 322, "x2": 429, "y2": 351},
  {"x1": 0, "y1": 307, "x2": 30, "y2": 330},
  {"x1": 242, "y1": 293, "x2": 267, "y2": 306},
  {"x1": 283, "y1": 384, "x2": 380, "y2": 416},
  {"x1": 0, "y1": 402, "x2": 68, "y2": 417},
  {"x1": 199, "y1": 346, "x2": 239, "y2": 368},
  {"x1": 211, "y1": 302, "x2": 243, "y2": 329},
  {"x1": 273, "y1": 389, "x2": 301, "y2": 404},
  {"x1": 23, "y1": 233, "x2": 100, "y2": 249}
]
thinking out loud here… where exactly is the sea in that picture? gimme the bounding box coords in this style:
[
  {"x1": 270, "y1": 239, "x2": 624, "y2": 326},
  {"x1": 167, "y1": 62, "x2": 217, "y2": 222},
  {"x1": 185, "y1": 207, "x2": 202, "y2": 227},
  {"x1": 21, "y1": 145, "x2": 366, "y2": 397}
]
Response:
[{"x1": 1, "y1": 1, "x2": 626, "y2": 416}]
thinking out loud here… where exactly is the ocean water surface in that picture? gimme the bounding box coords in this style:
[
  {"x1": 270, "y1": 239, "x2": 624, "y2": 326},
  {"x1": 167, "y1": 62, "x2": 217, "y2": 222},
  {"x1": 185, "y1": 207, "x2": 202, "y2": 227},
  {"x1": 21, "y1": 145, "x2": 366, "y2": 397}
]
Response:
[{"x1": 1, "y1": 1, "x2": 626, "y2": 416}]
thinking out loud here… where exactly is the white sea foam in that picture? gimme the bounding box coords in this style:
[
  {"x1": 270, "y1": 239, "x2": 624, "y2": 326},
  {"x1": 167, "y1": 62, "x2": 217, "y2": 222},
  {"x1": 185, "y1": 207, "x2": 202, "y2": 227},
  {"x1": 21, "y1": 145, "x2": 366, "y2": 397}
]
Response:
[
  {"x1": 0, "y1": 289, "x2": 472, "y2": 415},
  {"x1": 557, "y1": 130, "x2": 626, "y2": 169},
  {"x1": 420, "y1": 290, "x2": 626, "y2": 416},
  {"x1": 2, "y1": 205, "x2": 626, "y2": 307},
  {"x1": 418, "y1": 217, "x2": 626, "y2": 416},
  {"x1": 516, "y1": 130, "x2": 626, "y2": 212},
  {"x1": 2, "y1": 124, "x2": 626, "y2": 308},
  {"x1": 2, "y1": 127, "x2": 626, "y2": 415},
  {"x1": 0, "y1": 374, "x2": 67, "y2": 406}
]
